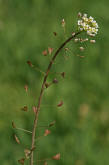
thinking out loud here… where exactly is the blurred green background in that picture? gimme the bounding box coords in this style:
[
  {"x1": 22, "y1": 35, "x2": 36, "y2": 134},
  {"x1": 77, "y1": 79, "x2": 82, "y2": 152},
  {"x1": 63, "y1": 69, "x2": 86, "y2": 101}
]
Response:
[{"x1": 0, "y1": 0, "x2": 109, "y2": 165}]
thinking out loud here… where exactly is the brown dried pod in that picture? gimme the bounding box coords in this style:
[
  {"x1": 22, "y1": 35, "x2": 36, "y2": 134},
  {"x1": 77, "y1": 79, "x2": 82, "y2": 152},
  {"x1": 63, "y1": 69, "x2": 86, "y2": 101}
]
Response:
[
  {"x1": 44, "y1": 129, "x2": 51, "y2": 136},
  {"x1": 27, "y1": 60, "x2": 33, "y2": 67},
  {"x1": 61, "y1": 72, "x2": 65, "y2": 78},
  {"x1": 43, "y1": 161, "x2": 48, "y2": 165},
  {"x1": 49, "y1": 121, "x2": 56, "y2": 127},
  {"x1": 52, "y1": 153, "x2": 60, "y2": 160},
  {"x1": 42, "y1": 50, "x2": 48, "y2": 56},
  {"x1": 18, "y1": 158, "x2": 25, "y2": 165},
  {"x1": 80, "y1": 56, "x2": 85, "y2": 58},
  {"x1": 53, "y1": 32, "x2": 57, "y2": 36},
  {"x1": 12, "y1": 121, "x2": 16, "y2": 128},
  {"x1": 21, "y1": 106, "x2": 28, "y2": 111},
  {"x1": 14, "y1": 134, "x2": 20, "y2": 144},
  {"x1": 57, "y1": 101, "x2": 63, "y2": 107},
  {"x1": 48, "y1": 47, "x2": 53, "y2": 55},
  {"x1": 24, "y1": 85, "x2": 28, "y2": 92}
]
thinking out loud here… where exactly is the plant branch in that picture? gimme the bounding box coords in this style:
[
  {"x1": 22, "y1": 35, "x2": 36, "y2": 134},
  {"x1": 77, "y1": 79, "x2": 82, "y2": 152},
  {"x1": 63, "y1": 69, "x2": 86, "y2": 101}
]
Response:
[
  {"x1": 30, "y1": 31, "x2": 81, "y2": 165},
  {"x1": 16, "y1": 127, "x2": 32, "y2": 134}
]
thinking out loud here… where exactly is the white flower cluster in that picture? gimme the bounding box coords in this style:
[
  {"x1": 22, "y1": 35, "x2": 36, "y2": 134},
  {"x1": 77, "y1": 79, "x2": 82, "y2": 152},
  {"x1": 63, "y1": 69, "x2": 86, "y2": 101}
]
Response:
[{"x1": 78, "y1": 13, "x2": 99, "y2": 36}]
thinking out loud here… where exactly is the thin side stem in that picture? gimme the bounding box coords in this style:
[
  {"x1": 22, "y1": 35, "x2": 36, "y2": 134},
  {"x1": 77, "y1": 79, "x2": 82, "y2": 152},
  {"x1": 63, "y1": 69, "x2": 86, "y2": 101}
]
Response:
[
  {"x1": 30, "y1": 31, "x2": 81, "y2": 165},
  {"x1": 16, "y1": 127, "x2": 32, "y2": 134}
]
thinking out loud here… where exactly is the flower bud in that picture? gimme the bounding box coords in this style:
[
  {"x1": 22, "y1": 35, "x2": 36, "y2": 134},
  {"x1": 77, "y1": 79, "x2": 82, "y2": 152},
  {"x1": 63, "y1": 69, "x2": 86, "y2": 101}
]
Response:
[
  {"x1": 74, "y1": 38, "x2": 79, "y2": 42},
  {"x1": 90, "y1": 40, "x2": 96, "y2": 43},
  {"x1": 53, "y1": 78, "x2": 58, "y2": 84},
  {"x1": 79, "y1": 47, "x2": 84, "y2": 51},
  {"x1": 44, "y1": 129, "x2": 51, "y2": 136},
  {"x1": 72, "y1": 32, "x2": 75, "y2": 36},
  {"x1": 61, "y1": 18, "x2": 65, "y2": 27},
  {"x1": 85, "y1": 38, "x2": 88, "y2": 41},
  {"x1": 42, "y1": 50, "x2": 48, "y2": 56},
  {"x1": 78, "y1": 12, "x2": 82, "y2": 18}
]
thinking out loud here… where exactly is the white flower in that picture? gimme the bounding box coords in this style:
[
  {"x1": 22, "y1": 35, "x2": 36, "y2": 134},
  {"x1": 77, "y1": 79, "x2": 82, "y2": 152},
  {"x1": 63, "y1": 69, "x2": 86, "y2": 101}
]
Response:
[
  {"x1": 78, "y1": 20, "x2": 83, "y2": 26},
  {"x1": 77, "y1": 13, "x2": 99, "y2": 36},
  {"x1": 83, "y1": 13, "x2": 87, "y2": 17},
  {"x1": 89, "y1": 16, "x2": 94, "y2": 22}
]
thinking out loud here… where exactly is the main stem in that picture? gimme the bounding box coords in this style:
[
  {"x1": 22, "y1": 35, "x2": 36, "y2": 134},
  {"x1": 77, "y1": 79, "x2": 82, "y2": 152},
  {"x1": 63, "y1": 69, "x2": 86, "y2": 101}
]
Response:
[{"x1": 30, "y1": 31, "x2": 80, "y2": 165}]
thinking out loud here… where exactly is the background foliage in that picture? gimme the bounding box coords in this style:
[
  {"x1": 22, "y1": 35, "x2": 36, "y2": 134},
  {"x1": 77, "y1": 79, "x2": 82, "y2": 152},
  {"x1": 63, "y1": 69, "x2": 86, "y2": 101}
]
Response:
[{"x1": 0, "y1": 0, "x2": 109, "y2": 165}]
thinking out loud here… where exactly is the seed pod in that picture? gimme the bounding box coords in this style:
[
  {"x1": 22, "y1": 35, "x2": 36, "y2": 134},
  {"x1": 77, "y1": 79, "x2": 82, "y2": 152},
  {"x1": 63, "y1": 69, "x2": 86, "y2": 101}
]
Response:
[
  {"x1": 43, "y1": 161, "x2": 48, "y2": 165},
  {"x1": 24, "y1": 85, "x2": 28, "y2": 92},
  {"x1": 49, "y1": 121, "x2": 56, "y2": 127},
  {"x1": 42, "y1": 50, "x2": 48, "y2": 56},
  {"x1": 27, "y1": 61, "x2": 33, "y2": 67},
  {"x1": 48, "y1": 47, "x2": 53, "y2": 55},
  {"x1": 57, "y1": 101, "x2": 63, "y2": 107},
  {"x1": 44, "y1": 129, "x2": 51, "y2": 136},
  {"x1": 18, "y1": 158, "x2": 25, "y2": 165},
  {"x1": 21, "y1": 106, "x2": 28, "y2": 111},
  {"x1": 53, "y1": 32, "x2": 57, "y2": 36},
  {"x1": 61, "y1": 72, "x2": 65, "y2": 78},
  {"x1": 52, "y1": 153, "x2": 60, "y2": 160},
  {"x1": 14, "y1": 134, "x2": 20, "y2": 144},
  {"x1": 12, "y1": 121, "x2": 16, "y2": 128}
]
